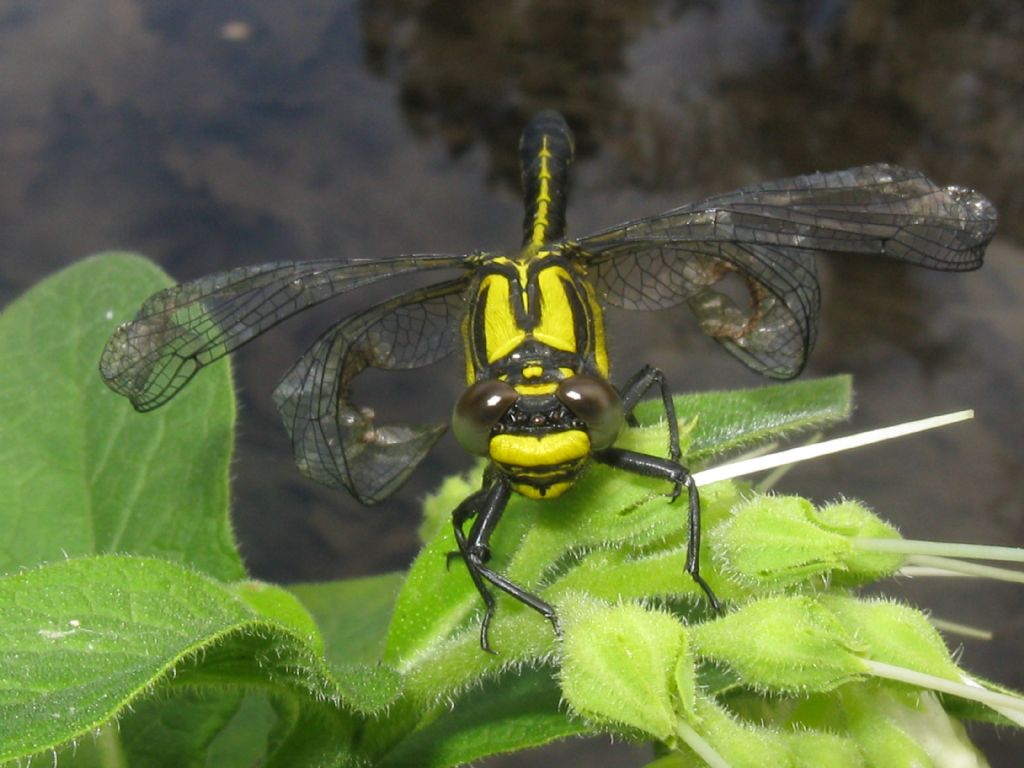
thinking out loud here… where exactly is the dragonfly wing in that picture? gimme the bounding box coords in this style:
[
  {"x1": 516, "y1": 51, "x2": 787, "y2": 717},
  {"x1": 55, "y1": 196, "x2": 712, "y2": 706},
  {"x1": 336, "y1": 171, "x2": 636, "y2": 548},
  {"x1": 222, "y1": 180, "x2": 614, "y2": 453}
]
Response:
[
  {"x1": 273, "y1": 278, "x2": 469, "y2": 504},
  {"x1": 574, "y1": 164, "x2": 996, "y2": 378},
  {"x1": 581, "y1": 239, "x2": 820, "y2": 378},
  {"x1": 100, "y1": 255, "x2": 469, "y2": 411}
]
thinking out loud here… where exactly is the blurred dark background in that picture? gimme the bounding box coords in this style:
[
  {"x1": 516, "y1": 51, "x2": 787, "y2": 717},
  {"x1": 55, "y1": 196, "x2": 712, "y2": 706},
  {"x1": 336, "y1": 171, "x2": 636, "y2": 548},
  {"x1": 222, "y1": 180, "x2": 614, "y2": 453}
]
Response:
[{"x1": 1, "y1": 0, "x2": 1021, "y2": 764}]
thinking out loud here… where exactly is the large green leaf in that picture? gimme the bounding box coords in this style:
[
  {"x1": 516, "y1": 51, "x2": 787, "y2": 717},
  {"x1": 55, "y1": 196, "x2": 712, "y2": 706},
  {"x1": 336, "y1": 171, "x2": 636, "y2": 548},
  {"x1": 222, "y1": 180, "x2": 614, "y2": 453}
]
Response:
[
  {"x1": 290, "y1": 573, "x2": 404, "y2": 668},
  {"x1": 0, "y1": 556, "x2": 342, "y2": 765},
  {"x1": 376, "y1": 667, "x2": 586, "y2": 768},
  {"x1": 629, "y1": 375, "x2": 852, "y2": 462},
  {"x1": 289, "y1": 576, "x2": 407, "y2": 715},
  {"x1": 0, "y1": 253, "x2": 243, "y2": 580},
  {"x1": 52, "y1": 690, "x2": 253, "y2": 768}
]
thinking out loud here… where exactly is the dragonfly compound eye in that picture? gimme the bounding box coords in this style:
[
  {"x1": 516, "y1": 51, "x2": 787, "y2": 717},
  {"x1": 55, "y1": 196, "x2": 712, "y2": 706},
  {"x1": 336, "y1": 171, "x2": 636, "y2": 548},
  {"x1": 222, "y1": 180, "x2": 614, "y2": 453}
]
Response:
[
  {"x1": 555, "y1": 375, "x2": 624, "y2": 450},
  {"x1": 452, "y1": 379, "x2": 519, "y2": 456}
]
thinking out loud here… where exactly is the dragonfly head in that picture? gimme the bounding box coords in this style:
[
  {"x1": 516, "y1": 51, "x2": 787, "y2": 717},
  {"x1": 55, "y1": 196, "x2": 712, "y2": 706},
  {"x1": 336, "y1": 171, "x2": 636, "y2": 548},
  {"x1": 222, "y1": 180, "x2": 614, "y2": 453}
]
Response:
[{"x1": 452, "y1": 374, "x2": 624, "y2": 499}]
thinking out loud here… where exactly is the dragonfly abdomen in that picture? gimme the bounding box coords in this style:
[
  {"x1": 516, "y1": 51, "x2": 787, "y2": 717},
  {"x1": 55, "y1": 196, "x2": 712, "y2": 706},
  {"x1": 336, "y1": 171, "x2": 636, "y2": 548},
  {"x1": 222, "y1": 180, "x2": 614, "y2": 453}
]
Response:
[{"x1": 519, "y1": 111, "x2": 575, "y2": 247}]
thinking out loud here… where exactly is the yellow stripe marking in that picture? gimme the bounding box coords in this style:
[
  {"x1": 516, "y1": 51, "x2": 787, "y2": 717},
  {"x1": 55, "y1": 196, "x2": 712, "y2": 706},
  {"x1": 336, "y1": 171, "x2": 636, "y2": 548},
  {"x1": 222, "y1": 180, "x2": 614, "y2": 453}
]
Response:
[
  {"x1": 515, "y1": 261, "x2": 530, "y2": 314},
  {"x1": 478, "y1": 273, "x2": 526, "y2": 363},
  {"x1": 584, "y1": 280, "x2": 610, "y2": 377},
  {"x1": 530, "y1": 138, "x2": 554, "y2": 246},
  {"x1": 533, "y1": 266, "x2": 577, "y2": 354},
  {"x1": 515, "y1": 381, "x2": 558, "y2": 395}
]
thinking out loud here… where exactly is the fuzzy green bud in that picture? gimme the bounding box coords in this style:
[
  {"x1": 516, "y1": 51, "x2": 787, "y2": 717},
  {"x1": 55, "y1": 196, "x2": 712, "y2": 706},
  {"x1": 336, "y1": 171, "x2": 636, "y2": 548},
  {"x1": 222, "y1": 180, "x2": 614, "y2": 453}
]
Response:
[
  {"x1": 820, "y1": 595, "x2": 961, "y2": 681},
  {"x1": 690, "y1": 596, "x2": 865, "y2": 693},
  {"x1": 560, "y1": 600, "x2": 695, "y2": 741},
  {"x1": 813, "y1": 500, "x2": 905, "y2": 585},
  {"x1": 840, "y1": 684, "x2": 987, "y2": 767},
  {"x1": 709, "y1": 495, "x2": 905, "y2": 590},
  {"x1": 687, "y1": 698, "x2": 793, "y2": 767},
  {"x1": 710, "y1": 495, "x2": 852, "y2": 588}
]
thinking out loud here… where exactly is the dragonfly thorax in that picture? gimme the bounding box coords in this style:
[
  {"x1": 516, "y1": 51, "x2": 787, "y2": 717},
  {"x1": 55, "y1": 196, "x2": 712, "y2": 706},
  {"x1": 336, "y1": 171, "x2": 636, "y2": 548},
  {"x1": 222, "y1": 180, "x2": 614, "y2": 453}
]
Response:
[{"x1": 462, "y1": 251, "x2": 609, "y2": 385}]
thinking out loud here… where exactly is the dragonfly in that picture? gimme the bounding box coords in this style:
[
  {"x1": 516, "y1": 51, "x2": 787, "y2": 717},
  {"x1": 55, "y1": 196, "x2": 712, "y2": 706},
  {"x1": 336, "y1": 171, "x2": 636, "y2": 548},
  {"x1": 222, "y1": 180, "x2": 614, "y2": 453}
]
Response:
[{"x1": 101, "y1": 110, "x2": 996, "y2": 651}]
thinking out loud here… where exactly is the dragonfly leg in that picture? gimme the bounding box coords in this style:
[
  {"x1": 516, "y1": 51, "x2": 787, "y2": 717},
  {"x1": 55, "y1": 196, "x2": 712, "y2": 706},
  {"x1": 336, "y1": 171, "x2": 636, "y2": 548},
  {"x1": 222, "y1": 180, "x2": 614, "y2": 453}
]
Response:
[
  {"x1": 593, "y1": 447, "x2": 722, "y2": 614},
  {"x1": 452, "y1": 476, "x2": 559, "y2": 652},
  {"x1": 618, "y1": 365, "x2": 681, "y2": 462}
]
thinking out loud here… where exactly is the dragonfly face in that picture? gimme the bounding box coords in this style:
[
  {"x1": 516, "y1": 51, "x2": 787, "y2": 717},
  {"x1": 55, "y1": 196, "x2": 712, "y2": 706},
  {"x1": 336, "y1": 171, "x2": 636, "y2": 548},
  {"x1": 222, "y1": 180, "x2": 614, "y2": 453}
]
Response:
[{"x1": 100, "y1": 109, "x2": 997, "y2": 652}]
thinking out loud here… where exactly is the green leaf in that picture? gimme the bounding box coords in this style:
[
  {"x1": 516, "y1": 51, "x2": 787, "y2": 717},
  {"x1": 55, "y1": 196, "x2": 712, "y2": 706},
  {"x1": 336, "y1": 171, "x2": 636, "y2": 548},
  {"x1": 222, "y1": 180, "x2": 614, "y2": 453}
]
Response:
[
  {"x1": 546, "y1": 481, "x2": 746, "y2": 606},
  {"x1": 785, "y1": 728, "x2": 865, "y2": 768},
  {"x1": 384, "y1": 522, "x2": 488, "y2": 668},
  {"x1": 0, "y1": 555, "x2": 347, "y2": 765},
  {"x1": 0, "y1": 253, "x2": 243, "y2": 580},
  {"x1": 204, "y1": 692, "x2": 277, "y2": 767},
  {"x1": 376, "y1": 667, "x2": 585, "y2": 768},
  {"x1": 813, "y1": 501, "x2": 904, "y2": 585},
  {"x1": 629, "y1": 375, "x2": 852, "y2": 462},
  {"x1": 232, "y1": 581, "x2": 324, "y2": 655},
  {"x1": 657, "y1": 694, "x2": 867, "y2": 768},
  {"x1": 681, "y1": 697, "x2": 793, "y2": 768},
  {"x1": 289, "y1": 575, "x2": 407, "y2": 717},
  {"x1": 89, "y1": 690, "x2": 247, "y2": 768},
  {"x1": 837, "y1": 683, "x2": 978, "y2": 768},
  {"x1": 46, "y1": 725, "x2": 121, "y2": 768},
  {"x1": 125, "y1": 693, "x2": 244, "y2": 767},
  {"x1": 263, "y1": 696, "x2": 357, "y2": 768},
  {"x1": 291, "y1": 573, "x2": 404, "y2": 667}
]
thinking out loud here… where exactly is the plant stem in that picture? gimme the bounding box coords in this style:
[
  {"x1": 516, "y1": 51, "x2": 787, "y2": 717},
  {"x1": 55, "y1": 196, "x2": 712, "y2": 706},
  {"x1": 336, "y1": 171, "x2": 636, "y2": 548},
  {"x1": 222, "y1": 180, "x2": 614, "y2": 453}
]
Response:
[
  {"x1": 903, "y1": 555, "x2": 1024, "y2": 583},
  {"x1": 675, "y1": 719, "x2": 731, "y2": 768},
  {"x1": 854, "y1": 538, "x2": 1024, "y2": 563},
  {"x1": 928, "y1": 617, "x2": 993, "y2": 641},
  {"x1": 864, "y1": 660, "x2": 1024, "y2": 720}
]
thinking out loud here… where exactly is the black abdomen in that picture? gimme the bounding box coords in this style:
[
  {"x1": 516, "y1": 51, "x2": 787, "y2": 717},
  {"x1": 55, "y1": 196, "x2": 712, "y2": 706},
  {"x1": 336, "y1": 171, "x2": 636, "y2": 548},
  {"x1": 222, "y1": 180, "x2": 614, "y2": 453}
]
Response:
[{"x1": 519, "y1": 111, "x2": 575, "y2": 247}]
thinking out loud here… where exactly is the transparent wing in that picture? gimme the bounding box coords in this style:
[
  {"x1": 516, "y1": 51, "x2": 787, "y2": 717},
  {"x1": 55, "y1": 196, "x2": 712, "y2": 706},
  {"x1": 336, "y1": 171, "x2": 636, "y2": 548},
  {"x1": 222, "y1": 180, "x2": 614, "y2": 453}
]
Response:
[
  {"x1": 584, "y1": 238, "x2": 819, "y2": 378},
  {"x1": 273, "y1": 278, "x2": 469, "y2": 504},
  {"x1": 100, "y1": 255, "x2": 470, "y2": 410},
  {"x1": 573, "y1": 164, "x2": 997, "y2": 378}
]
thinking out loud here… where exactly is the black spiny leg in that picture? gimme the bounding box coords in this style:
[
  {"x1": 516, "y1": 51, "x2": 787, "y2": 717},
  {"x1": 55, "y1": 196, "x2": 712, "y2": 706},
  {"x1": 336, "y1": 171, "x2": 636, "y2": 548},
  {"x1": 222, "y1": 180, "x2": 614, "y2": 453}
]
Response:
[
  {"x1": 618, "y1": 365, "x2": 681, "y2": 462},
  {"x1": 601, "y1": 365, "x2": 722, "y2": 613},
  {"x1": 452, "y1": 475, "x2": 559, "y2": 652}
]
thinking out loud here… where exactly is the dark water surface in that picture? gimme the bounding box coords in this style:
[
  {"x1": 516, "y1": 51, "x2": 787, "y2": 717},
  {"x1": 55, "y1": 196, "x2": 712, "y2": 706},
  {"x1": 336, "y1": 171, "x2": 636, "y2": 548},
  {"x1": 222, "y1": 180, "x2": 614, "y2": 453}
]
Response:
[{"x1": 2, "y1": 1, "x2": 1022, "y2": 764}]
